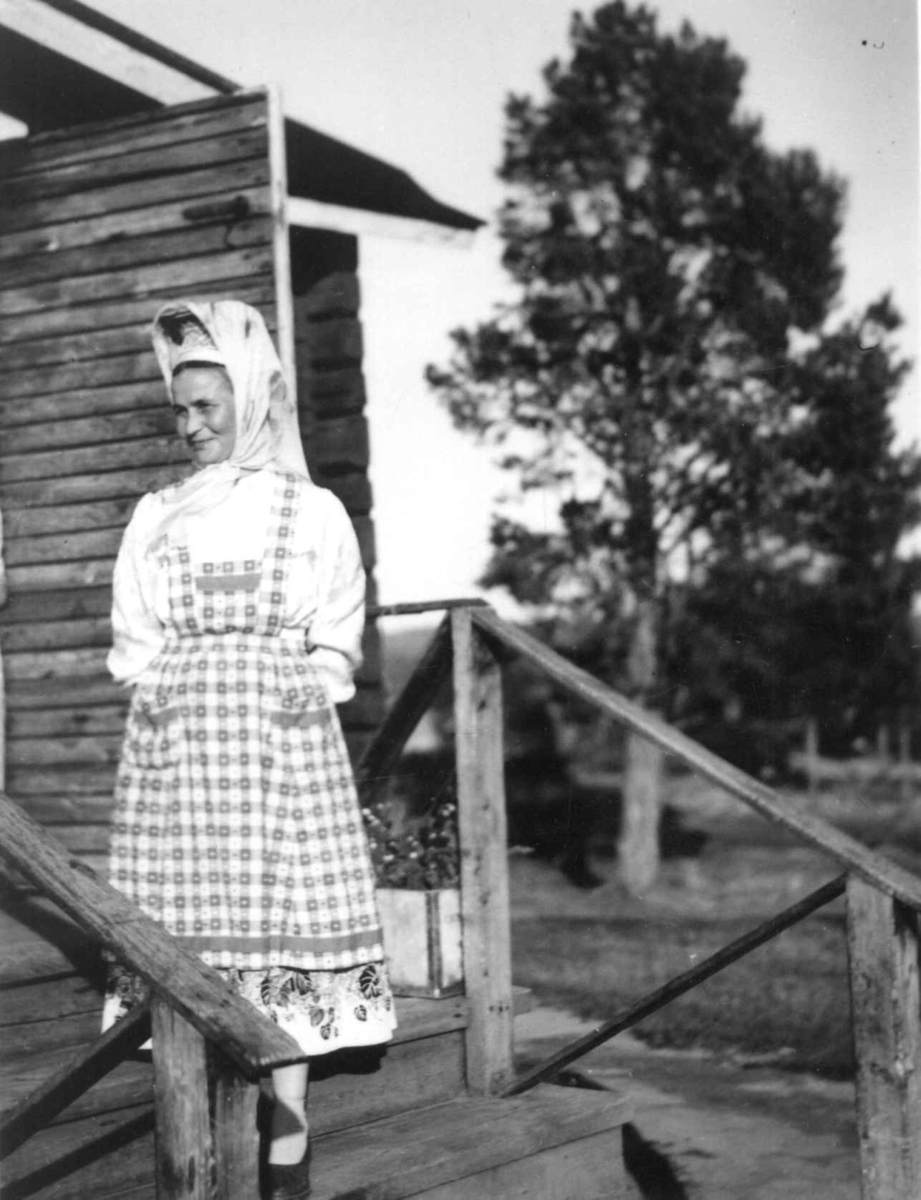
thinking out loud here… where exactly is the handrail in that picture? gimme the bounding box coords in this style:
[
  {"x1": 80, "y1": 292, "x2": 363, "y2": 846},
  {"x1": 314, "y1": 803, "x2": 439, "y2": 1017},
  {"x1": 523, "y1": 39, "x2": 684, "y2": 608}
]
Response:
[
  {"x1": 355, "y1": 614, "x2": 453, "y2": 808},
  {"x1": 0, "y1": 791, "x2": 303, "y2": 1079},
  {"x1": 471, "y1": 607, "x2": 921, "y2": 912},
  {"x1": 367, "y1": 597, "x2": 489, "y2": 619}
]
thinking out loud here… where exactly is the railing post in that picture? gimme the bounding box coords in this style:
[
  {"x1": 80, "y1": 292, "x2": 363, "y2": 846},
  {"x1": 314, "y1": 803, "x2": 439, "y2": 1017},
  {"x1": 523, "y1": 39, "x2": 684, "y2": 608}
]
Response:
[
  {"x1": 452, "y1": 608, "x2": 513, "y2": 1095},
  {"x1": 846, "y1": 874, "x2": 921, "y2": 1199},
  {"x1": 210, "y1": 1046, "x2": 262, "y2": 1200},
  {"x1": 151, "y1": 996, "x2": 213, "y2": 1200}
]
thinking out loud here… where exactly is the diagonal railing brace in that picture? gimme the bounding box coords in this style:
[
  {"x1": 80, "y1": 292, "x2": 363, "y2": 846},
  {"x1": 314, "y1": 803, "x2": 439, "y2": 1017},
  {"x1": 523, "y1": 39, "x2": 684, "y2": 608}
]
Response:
[
  {"x1": 0, "y1": 1003, "x2": 151, "y2": 1158},
  {"x1": 355, "y1": 614, "x2": 453, "y2": 808},
  {"x1": 503, "y1": 873, "x2": 847, "y2": 1096}
]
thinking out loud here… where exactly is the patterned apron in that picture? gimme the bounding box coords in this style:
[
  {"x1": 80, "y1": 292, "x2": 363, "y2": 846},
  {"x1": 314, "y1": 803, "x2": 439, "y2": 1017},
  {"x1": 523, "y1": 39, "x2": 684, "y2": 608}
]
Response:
[{"x1": 109, "y1": 474, "x2": 385, "y2": 976}]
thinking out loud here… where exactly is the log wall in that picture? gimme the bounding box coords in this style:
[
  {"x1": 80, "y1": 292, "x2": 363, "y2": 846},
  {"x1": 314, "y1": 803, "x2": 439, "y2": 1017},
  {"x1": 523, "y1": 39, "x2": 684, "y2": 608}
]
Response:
[
  {"x1": 0, "y1": 88, "x2": 381, "y2": 1200},
  {"x1": 291, "y1": 226, "x2": 385, "y2": 760},
  {"x1": 0, "y1": 93, "x2": 382, "y2": 860}
]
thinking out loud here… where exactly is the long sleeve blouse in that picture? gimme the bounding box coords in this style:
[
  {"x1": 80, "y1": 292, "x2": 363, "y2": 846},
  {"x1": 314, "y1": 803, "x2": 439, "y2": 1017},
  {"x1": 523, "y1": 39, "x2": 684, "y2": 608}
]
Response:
[{"x1": 108, "y1": 471, "x2": 364, "y2": 702}]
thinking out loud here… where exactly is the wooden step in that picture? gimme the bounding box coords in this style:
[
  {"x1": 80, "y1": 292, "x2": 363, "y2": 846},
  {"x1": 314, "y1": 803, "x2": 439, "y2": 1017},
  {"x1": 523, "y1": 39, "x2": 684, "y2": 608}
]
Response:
[
  {"x1": 1, "y1": 992, "x2": 525, "y2": 1199},
  {"x1": 310, "y1": 1084, "x2": 633, "y2": 1199},
  {"x1": 0, "y1": 993, "x2": 472, "y2": 1122},
  {"x1": 0, "y1": 1085, "x2": 632, "y2": 1200}
]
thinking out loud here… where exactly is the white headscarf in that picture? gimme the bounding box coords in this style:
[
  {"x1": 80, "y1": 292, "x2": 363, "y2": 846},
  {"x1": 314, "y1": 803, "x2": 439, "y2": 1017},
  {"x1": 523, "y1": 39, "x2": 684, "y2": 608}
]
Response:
[{"x1": 149, "y1": 299, "x2": 309, "y2": 540}]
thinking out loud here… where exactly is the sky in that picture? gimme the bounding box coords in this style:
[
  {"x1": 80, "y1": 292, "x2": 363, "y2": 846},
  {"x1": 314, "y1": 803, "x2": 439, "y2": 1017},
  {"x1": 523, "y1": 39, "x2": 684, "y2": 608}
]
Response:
[{"x1": 47, "y1": 2, "x2": 921, "y2": 608}]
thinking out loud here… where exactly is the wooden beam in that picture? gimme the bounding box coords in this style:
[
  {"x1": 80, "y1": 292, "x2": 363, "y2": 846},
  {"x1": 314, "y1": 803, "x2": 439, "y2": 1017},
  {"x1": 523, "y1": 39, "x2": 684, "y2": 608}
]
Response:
[
  {"x1": 0, "y1": 287, "x2": 270, "y2": 356},
  {"x1": 0, "y1": 585, "x2": 113, "y2": 625},
  {"x1": 209, "y1": 1047, "x2": 260, "y2": 1200},
  {"x1": 5, "y1": 529, "x2": 125, "y2": 567},
  {"x1": 2, "y1": 499, "x2": 138, "y2": 540},
  {"x1": 0, "y1": 436, "x2": 184, "y2": 485},
  {"x1": 0, "y1": 126, "x2": 267, "y2": 208},
  {"x1": 5, "y1": 763, "x2": 116, "y2": 795},
  {"x1": 266, "y1": 84, "x2": 298, "y2": 416},
  {"x1": 300, "y1": 317, "x2": 363, "y2": 366},
  {"x1": 0, "y1": 0, "x2": 218, "y2": 108},
  {"x1": 6, "y1": 703, "x2": 125, "y2": 738},
  {"x1": 0, "y1": 245, "x2": 274, "y2": 318},
  {"x1": 0, "y1": 383, "x2": 163, "y2": 429},
  {"x1": 3, "y1": 792, "x2": 115, "y2": 824},
  {"x1": 4, "y1": 671, "x2": 122, "y2": 709},
  {"x1": 354, "y1": 615, "x2": 453, "y2": 806},
  {"x1": 301, "y1": 367, "x2": 366, "y2": 418},
  {"x1": 310, "y1": 414, "x2": 370, "y2": 472},
  {"x1": 0, "y1": 1003, "x2": 150, "y2": 1158},
  {"x1": 367, "y1": 598, "x2": 488, "y2": 620},
  {"x1": 0, "y1": 92, "x2": 265, "y2": 181},
  {"x1": 151, "y1": 997, "x2": 212, "y2": 1200},
  {"x1": 0, "y1": 613, "x2": 113, "y2": 650},
  {"x1": 0, "y1": 216, "x2": 272, "y2": 297},
  {"x1": 1, "y1": 411, "x2": 173, "y2": 458},
  {"x1": 0, "y1": 352, "x2": 160, "y2": 401},
  {"x1": 288, "y1": 196, "x2": 477, "y2": 247},
  {"x1": 7, "y1": 733, "x2": 121, "y2": 766},
  {"x1": 297, "y1": 271, "x2": 359, "y2": 318},
  {"x1": 0, "y1": 461, "x2": 181, "y2": 506},
  {"x1": 313, "y1": 470, "x2": 372, "y2": 516},
  {"x1": 847, "y1": 875, "x2": 921, "y2": 1199},
  {"x1": 5, "y1": 562, "x2": 116, "y2": 597},
  {"x1": 0, "y1": 157, "x2": 269, "y2": 237},
  {"x1": 451, "y1": 608, "x2": 513, "y2": 1095}
]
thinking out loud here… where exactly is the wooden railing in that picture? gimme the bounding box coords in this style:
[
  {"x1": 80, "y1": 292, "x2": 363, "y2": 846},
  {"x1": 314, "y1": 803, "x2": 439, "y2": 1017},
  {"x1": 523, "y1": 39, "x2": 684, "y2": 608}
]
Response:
[
  {"x1": 0, "y1": 793, "x2": 303, "y2": 1199},
  {"x1": 357, "y1": 603, "x2": 921, "y2": 1200},
  {"x1": 4, "y1": 599, "x2": 919, "y2": 1198},
  {"x1": 356, "y1": 602, "x2": 514, "y2": 1097},
  {"x1": 0, "y1": 596, "x2": 508, "y2": 1200}
]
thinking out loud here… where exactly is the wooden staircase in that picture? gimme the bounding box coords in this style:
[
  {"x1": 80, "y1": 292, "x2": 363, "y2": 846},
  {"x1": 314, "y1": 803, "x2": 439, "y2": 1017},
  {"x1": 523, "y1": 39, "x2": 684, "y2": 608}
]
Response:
[
  {"x1": 5, "y1": 604, "x2": 921, "y2": 1198},
  {"x1": 308, "y1": 1085, "x2": 631, "y2": 1199},
  {"x1": 0, "y1": 605, "x2": 636, "y2": 1198},
  {"x1": 0, "y1": 881, "x2": 633, "y2": 1200}
]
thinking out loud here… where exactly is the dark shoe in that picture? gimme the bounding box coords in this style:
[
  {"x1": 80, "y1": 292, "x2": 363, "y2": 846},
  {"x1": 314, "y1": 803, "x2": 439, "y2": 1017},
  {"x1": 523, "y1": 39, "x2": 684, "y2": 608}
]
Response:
[{"x1": 267, "y1": 1144, "x2": 311, "y2": 1199}]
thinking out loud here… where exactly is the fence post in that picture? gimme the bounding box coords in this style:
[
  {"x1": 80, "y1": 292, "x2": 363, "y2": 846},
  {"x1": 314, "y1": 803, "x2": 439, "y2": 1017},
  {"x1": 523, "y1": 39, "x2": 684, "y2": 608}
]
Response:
[
  {"x1": 845, "y1": 874, "x2": 921, "y2": 1198},
  {"x1": 210, "y1": 1046, "x2": 262, "y2": 1200},
  {"x1": 452, "y1": 608, "x2": 513, "y2": 1095},
  {"x1": 151, "y1": 996, "x2": 213, "y2": 1200}
]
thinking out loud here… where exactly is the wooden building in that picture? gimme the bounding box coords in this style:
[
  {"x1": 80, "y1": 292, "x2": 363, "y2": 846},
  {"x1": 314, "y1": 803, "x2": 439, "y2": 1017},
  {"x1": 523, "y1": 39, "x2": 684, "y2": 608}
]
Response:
[
  {"x1": 0, "y1": 0, "x2": 482, "y2": 839},
  {"x1": 0, "y1": 4, "x2": 637, "y2": 1198},
  {"x1": 5, "y1": 14, "x2": 915, "y2": 1196}
]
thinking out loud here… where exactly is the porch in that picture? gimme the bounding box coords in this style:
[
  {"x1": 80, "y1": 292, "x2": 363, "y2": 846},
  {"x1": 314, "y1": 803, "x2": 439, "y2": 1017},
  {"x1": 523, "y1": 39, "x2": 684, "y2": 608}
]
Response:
[{"x1": 1, "y1": 602, "x2": 919, "y2": 1197}]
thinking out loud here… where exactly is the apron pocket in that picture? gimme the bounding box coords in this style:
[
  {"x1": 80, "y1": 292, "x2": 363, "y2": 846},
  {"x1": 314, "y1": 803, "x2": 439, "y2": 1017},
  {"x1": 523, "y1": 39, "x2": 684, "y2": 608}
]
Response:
[{"x1": 127, "y1": 694, "x2": 181, "y2": 770}]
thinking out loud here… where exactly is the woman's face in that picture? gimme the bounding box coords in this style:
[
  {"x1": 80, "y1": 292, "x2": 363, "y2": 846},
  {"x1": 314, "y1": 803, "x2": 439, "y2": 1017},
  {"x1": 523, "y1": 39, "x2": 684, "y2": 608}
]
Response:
[{"x1": 171, "y1": 366, "x2": 236, "y2": 467}]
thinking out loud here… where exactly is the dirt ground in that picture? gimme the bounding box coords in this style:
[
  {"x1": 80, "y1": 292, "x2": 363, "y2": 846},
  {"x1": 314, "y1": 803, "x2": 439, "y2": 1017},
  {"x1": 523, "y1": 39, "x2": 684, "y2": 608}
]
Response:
[
  {"x1": 507, "y1": 779, "x2": 921, "y2": 1197},
  {"x1": 514, "y1": 1001, "x2": 860, "y2": 1199}
]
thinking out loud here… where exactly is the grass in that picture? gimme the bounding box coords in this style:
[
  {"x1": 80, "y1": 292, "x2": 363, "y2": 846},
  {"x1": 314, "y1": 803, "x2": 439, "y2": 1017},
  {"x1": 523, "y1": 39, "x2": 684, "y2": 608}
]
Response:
[
  {"x1": 507, "y1": 770, "x2": 921, "y2": 1082},
  {"x1": 513, "y1": 907, "x2": 854, "y2": 1077}
]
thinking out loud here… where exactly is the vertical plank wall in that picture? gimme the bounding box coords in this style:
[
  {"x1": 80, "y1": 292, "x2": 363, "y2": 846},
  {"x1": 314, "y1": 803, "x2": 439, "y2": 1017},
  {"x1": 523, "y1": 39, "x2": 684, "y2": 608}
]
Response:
[{"x1": 0, "y1": 90, "x2": 282, "y2": 866}]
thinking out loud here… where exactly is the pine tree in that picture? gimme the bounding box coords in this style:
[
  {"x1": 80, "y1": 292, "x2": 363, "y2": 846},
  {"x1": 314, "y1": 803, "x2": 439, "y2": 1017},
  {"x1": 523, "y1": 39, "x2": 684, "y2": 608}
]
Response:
[
  {"x1": 670, "y1": 296, "x2": 921, "y2": 752},
  {"x1": 427, "y1": 2, "x2": 918, "y2": 889}
]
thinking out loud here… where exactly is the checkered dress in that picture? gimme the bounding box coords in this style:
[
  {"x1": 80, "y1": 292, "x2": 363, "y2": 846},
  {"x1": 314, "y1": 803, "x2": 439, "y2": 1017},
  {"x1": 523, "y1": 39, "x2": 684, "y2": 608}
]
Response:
[{"x1": 108, "y1": 474, "x2": 385, "y2": 974}]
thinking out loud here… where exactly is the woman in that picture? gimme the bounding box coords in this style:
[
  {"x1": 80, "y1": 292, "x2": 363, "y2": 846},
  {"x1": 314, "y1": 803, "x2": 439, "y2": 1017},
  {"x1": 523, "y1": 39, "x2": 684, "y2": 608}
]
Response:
[{"x1": 104, "y1": 299, "x2": 394, "y2": 1199}]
